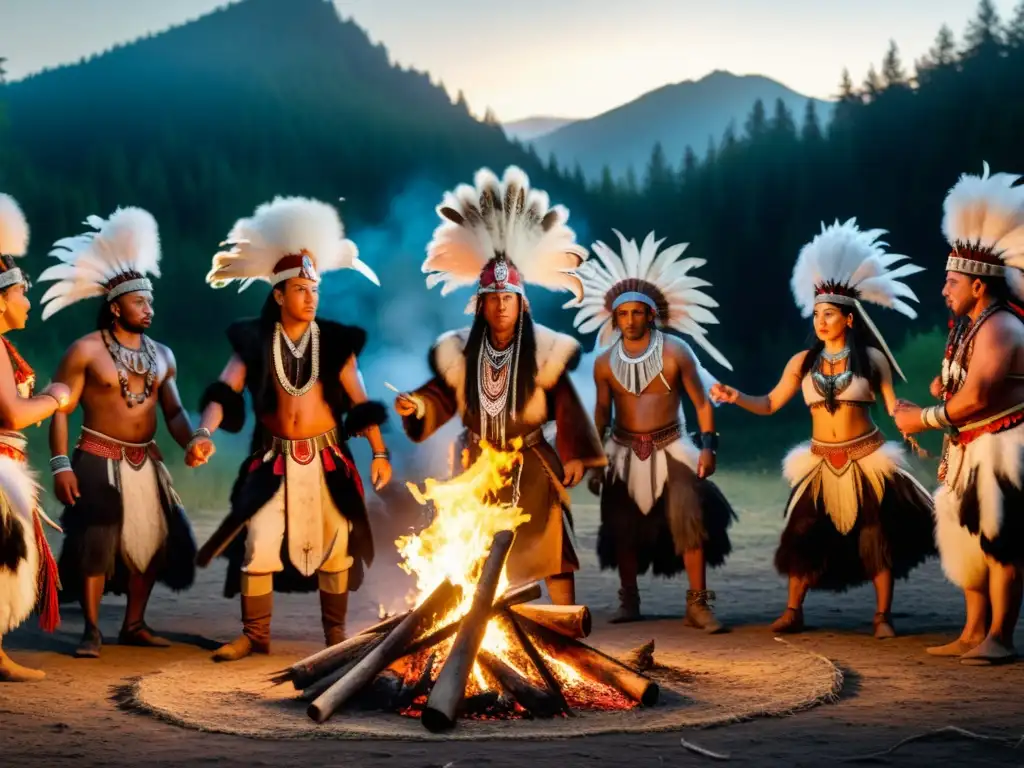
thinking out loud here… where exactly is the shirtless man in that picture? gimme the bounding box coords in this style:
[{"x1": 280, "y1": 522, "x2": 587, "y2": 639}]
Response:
[
  {"x1": 571, "y1": 230, "x2": 736, "y2": 629},
  {"x1": 40, "y1": 207, "x2": 196, "y2": 658},
  {"x1": 895, "y1": 163, "x2": 1024, "y2": 664},
  {"x1": 189, "y1": 196, "x2": 390, "y2": 660}
]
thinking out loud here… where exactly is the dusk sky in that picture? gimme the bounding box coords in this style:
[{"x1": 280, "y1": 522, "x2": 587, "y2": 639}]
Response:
[{"x1": 0, "y1": 0, "x2": 1015, "y2": 121}]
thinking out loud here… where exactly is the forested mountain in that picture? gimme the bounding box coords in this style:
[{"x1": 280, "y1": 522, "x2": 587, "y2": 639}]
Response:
[{"x1": 2, "y1": 0, "x2": 1024, "y2": 456}]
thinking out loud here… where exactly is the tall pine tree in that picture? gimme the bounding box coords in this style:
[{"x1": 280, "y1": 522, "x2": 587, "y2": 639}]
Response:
[{"x1": 963, "y1": 0, "x2": 1004, "y2": 57}]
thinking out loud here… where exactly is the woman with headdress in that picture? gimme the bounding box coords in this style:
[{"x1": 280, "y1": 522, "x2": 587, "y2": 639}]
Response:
[
  {"x1": 0, "y1": 193, "x2": 70, "y2": 681},
  {"x1": 394, "y1": 165, "x2": 607, "y2": 604},
  {"x1": 711, "y1": 219, "x2": 935, "y2": 637}
]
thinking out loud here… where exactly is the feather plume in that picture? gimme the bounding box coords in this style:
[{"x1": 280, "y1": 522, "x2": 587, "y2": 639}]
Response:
[
  {"x1": 568, "y1": 229, "x2": 732, "y2": 370},
  {"x1": 423, "y1": 165, "x2": 588, "y2": 312},
  {"x1": 942, "y1": 162, "x2": 1024, "y2": 274},
  {"x1": 207, "y1": 196, "x2": 378, "y2": 291},
  {"x1": 0, "y1": 194, "x2": 29, "y2": 257},
  {"x1": 790, "y1": 217, "x2": 923, "y2": 319},
  {"x1": 38, "y1": 207, "x2": 161, "y2": 321}
]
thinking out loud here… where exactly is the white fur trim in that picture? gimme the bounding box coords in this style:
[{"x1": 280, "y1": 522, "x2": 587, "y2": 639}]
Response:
[
  {"x1": 606, "y1": 436, "x2": 699, "y2": 515},
  {"x1": 431, "y1": 323, "x2": 580, "y2": 426},
  {"x1": 781, "y1": 439, "x2": 904, "y2": 534},
  {"x1": 119, "y1": 458, "x2": 167, "y2": 574},
  {"x1": 0, "y1": 456, "x2": 40, "y2": 634},
  {"x1": 933, "y1": 485, "x2": 988, "y2": 589}
]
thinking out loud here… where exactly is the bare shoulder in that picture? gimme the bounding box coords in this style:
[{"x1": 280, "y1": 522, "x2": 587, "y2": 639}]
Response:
[
  {"x1": 66, "y1": 331, "x2": 105, "y2": 360},
  {"x1": 977, "y1": 311, "x2": 1024, "y2": 347},
  {"x1": 785, "y1": 349, "x2": 810, "y2": 375},
  {"x1": 662, "y1": 334, "x2": 696, "y2": 367},
  {"x1": 866, "y1": 346, "x2": 890, "y2": 371}
]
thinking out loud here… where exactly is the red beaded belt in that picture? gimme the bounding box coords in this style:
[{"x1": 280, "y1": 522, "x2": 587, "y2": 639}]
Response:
[
  {"x1": 249, "y1": 427, "x2": 362, "y2": 496},
  {"x1": 77, "y1": 428, "x2": 161, "y2": 468},
  {"x1": 810, "y1": 429, "x2": 885, "y2": 470},
  {"x1": 611, "y1": 423, "x2": 682, "y2": 461},
  {"x1": 954, "y1": 403, "x2": 1024, "y2": 446}
]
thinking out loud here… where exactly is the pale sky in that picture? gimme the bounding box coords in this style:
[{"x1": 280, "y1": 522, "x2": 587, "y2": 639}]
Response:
[{"x1": 0, "y1": 0, "x2": 1015, "y2": 121}]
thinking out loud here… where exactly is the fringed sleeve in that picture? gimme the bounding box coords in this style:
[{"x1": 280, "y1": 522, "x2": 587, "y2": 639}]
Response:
[
  {"x1": 402, "y1": 376, "x2": 459, "y2": 443},
  {"x1": 552, "y1": 373, "x2": 607, "y2": 469}
]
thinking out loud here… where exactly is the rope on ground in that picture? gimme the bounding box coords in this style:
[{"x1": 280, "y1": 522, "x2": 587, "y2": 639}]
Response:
[{"x1": 841, "y1": 726, "x2": 1024, "y2": 762}]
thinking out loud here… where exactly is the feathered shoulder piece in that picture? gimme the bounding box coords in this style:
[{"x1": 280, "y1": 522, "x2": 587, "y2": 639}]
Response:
[
  {"x1": 790, "y1": 217, "x2": 923, "y2": 381},
  {"x1": 207, "y1": 196, "x2": 379, "y2": 291},
  {"x1": 38, "y1": 207, "x2": 161, "y2": 320},
  {"x1": 422, "y1": 165, "x2": 587, "y2": 313},
  {"x1": 942, "y1": 162, "x2": 1024, "y2": 295},
  {"x1": 790, "y1": 217, "x2": 922, "y2": 319},
  {"x1": 0, "y1": 194, "x2": 30, "y2": 292},
  {"x1": 569, "y1": 229, "x2": 731, "y2": 370}
]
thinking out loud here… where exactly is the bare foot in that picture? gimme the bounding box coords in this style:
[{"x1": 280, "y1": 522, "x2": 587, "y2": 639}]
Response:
[
  {"x1": 960, "y1": 636, "x2": 1017, "y2": 666},
  {"x1": 770, "y1": 607, "x2": 804, "y2": 634},
  {"x1": 925, "y1": 635, "x2": 985, "y2": 657},
  {"x1": 0, "y1": 651, "x2": 45, "y2": 682},
  {"x1": 873, "y1": 612, "x2": 896, "y2": 639}
]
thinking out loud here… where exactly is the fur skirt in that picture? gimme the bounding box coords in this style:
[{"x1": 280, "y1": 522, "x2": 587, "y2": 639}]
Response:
[
  {"x1": 934, "y1": 421, "x2": 1024, "y2": 589},
  {"x1": 0, "y1": 455, "x2": 40, "y2": 634},
  {"x1": 776, "y1": 433, "x2": 935, "y2": 591},
  {"x1": 597, "y1": 436, "x2": 736, "y2": 577}
]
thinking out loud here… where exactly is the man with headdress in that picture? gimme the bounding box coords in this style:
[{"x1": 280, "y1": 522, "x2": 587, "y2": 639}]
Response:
[
  {"x1": 40, "y1": 207, "x2": 197, "y2": 659},
  {"x1": 896, "y1": 163, "x2": 1024, "y2": 664},
  {"x1": 0, "y1": 193, "x2": 69, "y2": 681},
  {"x1": 189, "y1": 196, "x2": 390, "y2": 661},
  {"x1": 393, "y1": 166, "x2": 606, "y2": 605},
  {"x1": 570, "y1": 230, "x2": 736, "y2": 629}
]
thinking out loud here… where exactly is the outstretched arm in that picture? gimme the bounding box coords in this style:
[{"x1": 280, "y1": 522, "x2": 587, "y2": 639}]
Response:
[
  {"x1": 185, "y1": 354, "x2": 246, "y2": 467},
  {"x1": 157, "y1": 347, "x2": 195, "y2": 451},
  {"x1": 710, "y1": 351, "x2": 807, "y2": 416},
  {"x1": 0, "y1": 350, "x2": 65, "y2": 431},
  {"x1": 339, "y1": 354, "x2": 391, "y2": 491}
]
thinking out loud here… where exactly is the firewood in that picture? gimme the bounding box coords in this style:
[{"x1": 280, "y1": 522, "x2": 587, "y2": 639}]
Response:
[
  {"x1": 514, "y1": 615, "x2": 659, "y2": 706},
  {"x1": 421, "y1": 530, "x2": 515, "y2": 733},
  {"x1": 307, "y1": 578, "x2": 462, "y2": 723},
  {"x1": 272, "y1": 631, "x2": 382, "y2": 689},
  {"x1": 477, "y1": 650, "x2": 561, "y2": 719},
  {"x1": 509, "y1": 603, "x2": 592, "y2": 638},
  {"x1": 502, "y1": 611, "x2": 572, "y2": 716}
]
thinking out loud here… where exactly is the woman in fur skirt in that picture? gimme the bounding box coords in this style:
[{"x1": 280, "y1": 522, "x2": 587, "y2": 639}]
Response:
[
  {"x1": 711, "y1": 219, "x2": 935, "y2": 638},
  {"x1": 0, "y1": 194, "x2": 71, "y2": 681}
]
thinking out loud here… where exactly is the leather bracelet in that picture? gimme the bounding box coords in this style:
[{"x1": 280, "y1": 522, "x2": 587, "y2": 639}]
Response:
[
  {"x1": 372, "y1": 449, "x2": 391, "y2": 461},
  {"x1": 49, "y1": 454, "x2": 72, "y2": 475},
  {"x1": 186, "y1": 427, "x2": 212, "y2": 453},
  {"x1": 699, "y1": 431, "x2": 719, "y2": 452}
]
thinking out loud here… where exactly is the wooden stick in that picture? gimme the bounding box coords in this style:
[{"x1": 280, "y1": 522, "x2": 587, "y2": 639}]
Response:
[
  {"x1": 509, "y1": 603, "x2": 592, "y2": 639},
  {"x1": 421, "y1": 530, "x2": 515, "y2": 733},
  {"x1": 355, "y1": 610, "x2": 411, "y2": 637},
  {"x1": 478, "y1": 649, "x2": 561, "y2": 718},
  {"x1": 394, "y1": 650, "x2": 438, "y2": 710},
  {"x1": 273, "y1": 632, "x2": 382, "y2": 689},
  {"x1": 299, "y1": 636, "x2": 386, "y2": 701},
  {"x1": 515, "y1": 615, "x2": 659, "y2": 706},
  {"x1": 307, "y1": 578, "x2": 462, "y2": 723},
  {"x1": 502, "y1": 611, "x2": 572, "y2": 716}
]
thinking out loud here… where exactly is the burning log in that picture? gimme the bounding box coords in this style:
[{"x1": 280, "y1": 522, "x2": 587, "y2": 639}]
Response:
[
  {"x1": 477, "y1": 650, "x2": 561, "y2": 719},
  {"x1": 421, "y1": 530, "x2": 515, "y2": 733},
  {"x1": 509, "y1": 603, "x2": 592, "y2": 639},
  {"x1": 299, "y1": 637, "x2": 386, "y2": 701},
  {"x1": 355, "y1": 610, "x2": 411, "y2": 637},
  {"x1": 307, "y1": 578, "x2": 462, "y2": 724},
  {"x1": 515, "y1": 615, "x2": 660, "y2": 707},
  {"x1": 394, "y1": 650, "x2": 438, "y2": 710},
  {"x1": 503, "y1": 611, "x2": 571, "y2": 716}
]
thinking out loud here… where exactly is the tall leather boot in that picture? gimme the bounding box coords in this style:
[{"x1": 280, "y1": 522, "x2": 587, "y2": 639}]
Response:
[
  {"x1": 212, "y1": 593, "x2": 272, "y2": 662},
  {"x1": 610, "y1": 585, "x2": 641, "y2": 624},
  {"x1": 320, "y1": 590, "x2": 349, "y2": 647}
]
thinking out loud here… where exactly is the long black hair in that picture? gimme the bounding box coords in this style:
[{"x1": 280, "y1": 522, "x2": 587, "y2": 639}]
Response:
[
  {"x1": 463, "y1": 302, "x2": 538, "y2": 419},
  {"x1": 798, "y1": 303, "x2": 881, "y2": 386}
]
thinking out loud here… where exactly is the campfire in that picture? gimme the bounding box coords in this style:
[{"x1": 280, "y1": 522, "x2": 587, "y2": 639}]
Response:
[{"x1": 271, "y1": 440, "x2": 659, "y2": 732}]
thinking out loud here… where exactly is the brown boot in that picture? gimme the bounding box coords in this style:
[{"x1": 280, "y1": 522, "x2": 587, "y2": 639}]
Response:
[
  {"x1": 320, "y1": 590, "x2": 349, "y2": 647},
  {"x1": 684, "y1": 590, "x2": 725, "y2": 633},
  {"x1": 213, "y1": 593, "x2": 272, "y2": 662},
  {"x1": 609, "y1": 586, "x2": 642, "y2": 624},
  {"x1": 0, "y1": 649, "x2": 45, "y2": 682}
]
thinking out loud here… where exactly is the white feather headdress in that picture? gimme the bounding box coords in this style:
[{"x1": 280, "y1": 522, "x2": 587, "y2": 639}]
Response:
[
  {"x1": 0, "y1": 194, "x2": 30, "y2": 292},
  {"x1": 207, "y1": 196, "x2": 379, "y2": 291},
  {"x1": 422, "y1": 165, "x2": 587, "y2": 313},
  {"x1": 942, "y1": 161, "x2": 1024, "y2": 300},
  {"x1": 568, "y1": 229, "x2": 732, "y2": 370},
  {"x1": 790, "y1": 217, "x2": 923, "y2": 381},
  {"x1": 38, "y1": 207, "x2": 161, "y2": 321}
]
